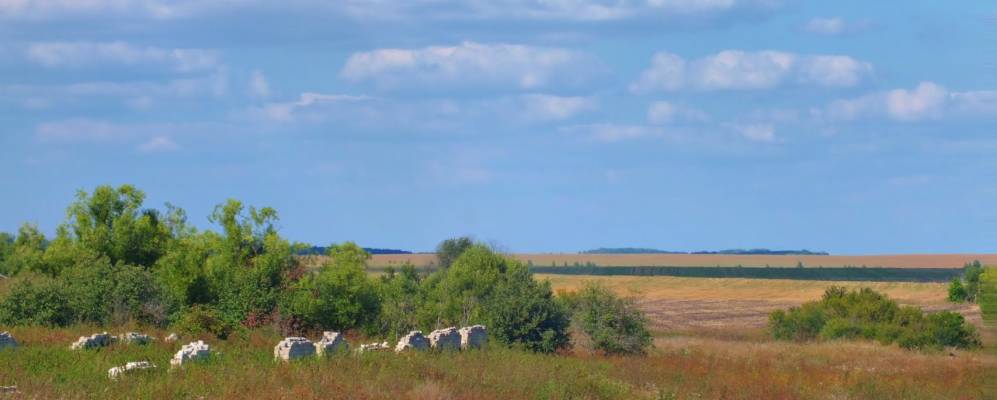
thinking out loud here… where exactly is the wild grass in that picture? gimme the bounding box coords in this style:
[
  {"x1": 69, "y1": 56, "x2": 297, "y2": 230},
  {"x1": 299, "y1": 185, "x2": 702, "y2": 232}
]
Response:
[{"x1": 0, "y1": 325, "x2": 989, "y2": 399}]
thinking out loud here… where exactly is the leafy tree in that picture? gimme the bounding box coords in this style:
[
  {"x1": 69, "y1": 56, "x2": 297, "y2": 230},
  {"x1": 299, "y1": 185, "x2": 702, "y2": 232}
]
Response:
[
  {"x1": 64, "y1": 185, "x2": 172, "y2": 268},
  {"x1": 948, "y1": 278, "x2": 968, "y2": 302},
  {"x1": 435, "y1": 236, "x2": 473, "y2": 269},
  {"x1": 375, "y1": 264, "x2": 424, "y2": 336},
  {"x1": 561, "y1": 282, "x2": 652, "y2": 355},
  {"x1": 0, "y1": 224, "x2": 48, "y2": 276},
  {"x1": 0, "y1": 276, "x2": 74, "y2": 327},
  {"x1": 422, "y1": 244, "x2": 571, "y2": 353},
  {"x1": 284, "y1": 242, "x2": 379, "y2": 332}
]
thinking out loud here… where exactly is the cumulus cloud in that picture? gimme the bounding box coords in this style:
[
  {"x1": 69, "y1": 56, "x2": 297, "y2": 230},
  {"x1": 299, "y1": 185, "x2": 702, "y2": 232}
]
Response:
[
  {"x1": 340, "y1": 41, "x2": 597, "y2": 91},
  {"x1": 260, "y1": 92, "x2": 372, "y2": 122},
  {"x1": 519, "y1": 94, "x2": 597, "y2": 121},
  {"x1": 819, "y1": 82, "x2": 997, "y2": 122},
  {"x1": 731, "y1": 123, "x2": 775, "y2": 142},
  {"x1": 26, "y1": 41, "x2": 219, "y2": 72},
  {"x1": 138, "y1": 135, "x2": 180, "y2": 152},
  {"x1": 646, "y1": 101, "x2": 709, "y2": 124},
  {"x1": 630, "y1": 50, "x2": 872, "y2": 93},
  {"x1": 559, "y1": 124, "x2": 666, "y2": 143},
  {"x1": 804, "y1": 17, "x2": 870, "y2": 36}
]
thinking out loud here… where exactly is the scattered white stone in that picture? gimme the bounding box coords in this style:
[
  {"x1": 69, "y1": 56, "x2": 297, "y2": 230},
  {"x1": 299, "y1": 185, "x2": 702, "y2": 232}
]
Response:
[
  {"x1": 164, "y1": 333, "x2": 179, "y2": 343},
  {"x1": 394, "y1": 331, "x2": 429, "y2": 353},
  {"x1": 0, "y1": 332, "x2": 16, "y2": 350},
  {"x1": 357, "y1": 341, "x2": 390, "y2": 353},
  {"x1": 171, "y1": 340, "x2": 211, "y2": 368},
  {"x1": 0, "y1": 386, "x2": 18, "y2": 394},
  {"x1": 70, "y1": 332, "x2": 116, "y2": 350},
  {"x1": 427, "y1": 327, "x2": 461, "y2": 351},
  {"x1": 459, "y1": 325, "x2": 487, "y2": 350},
  {"x1": 274, "y1": 337, "x2": 316, "y2": 361},
  {"x1": 315, "y1": 331, "x2": 349, "y2": 356},
  {"x1": 108, "y1": 361, "x2": 156, "y2": 380},
  {"x1": 118, "y1": 332, "x2": 153, "y2": 345}
]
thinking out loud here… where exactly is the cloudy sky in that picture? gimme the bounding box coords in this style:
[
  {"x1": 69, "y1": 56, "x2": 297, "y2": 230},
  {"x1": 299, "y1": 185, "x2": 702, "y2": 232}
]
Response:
[{"x1": 2, "y1": 1, "x2": 996, "y2": 254}]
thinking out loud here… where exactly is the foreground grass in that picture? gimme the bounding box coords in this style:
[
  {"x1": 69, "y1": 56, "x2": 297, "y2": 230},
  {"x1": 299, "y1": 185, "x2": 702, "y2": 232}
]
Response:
[{"x1": 0, "y1": 326, "x2": 988, "y2": 399}]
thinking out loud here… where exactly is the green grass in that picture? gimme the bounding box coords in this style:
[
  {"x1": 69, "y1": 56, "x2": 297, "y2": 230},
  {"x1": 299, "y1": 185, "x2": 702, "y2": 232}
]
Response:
[{"x1": 0, "y1": 326, "x2": 989, "y2": 399}]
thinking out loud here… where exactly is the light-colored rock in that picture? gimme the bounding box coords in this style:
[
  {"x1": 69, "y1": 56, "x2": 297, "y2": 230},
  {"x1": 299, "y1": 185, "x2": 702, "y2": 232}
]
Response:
[
  {"x1": 70, "y1": 332, "x2": 116, "y2": 350},
  {"x1": 164, "y1": 333, "x2": 179, "y2": 343},
  {"x1": 274, "y1": 337, "x2": 316, "y2": 361},
  {"x1": 459, "y1": 325, "x2": 487, "y2": 350},
  {"x1": 427, "y1": 327, "x2": 461, "y2": 351},
  {"x1": 358, "y1": 341, "x2": 390, "y2": 353},
  {"x1": 394, "y1": 331, "x2": 429, "y2": 353},
  {"x1": 108, "y1": 361, "x2": 156, "y2": 380},
  {"x1": 315, "y1": 331, "x2": 349, "y2": 356},
  {"x1": 0, "y1": 386, "x2": 18, "y2": 394},
  {"x1": 171, "y1": 340, "x2": 211, "y2": 368},
  {"x1": 119, "y1": 332, "x2": 153, "y2": 345},
  {"x1": 0, "y1": 332, "x2": 17, "y2": 350}
]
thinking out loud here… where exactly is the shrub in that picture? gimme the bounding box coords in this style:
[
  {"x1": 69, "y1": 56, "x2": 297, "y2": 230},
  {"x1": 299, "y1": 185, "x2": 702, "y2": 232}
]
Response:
[
  {"x1": 283, "y1": 242, "x2": 380, "y2": 333},
  {"x1": 561, "y1": 282, "x2": 652, "y2": 355},
  {"x1": 172, "y1": 305, "x2": 240, "y2": 339},
  {"x1": 0, "y1": 276, "x2": 74, "y2": 327},
  {"x1": 948, "y1": 278, "x2": 968, "y2": 302},
  {"x1": 769, "y1": 286, "x2": 981, "y2": 350}
]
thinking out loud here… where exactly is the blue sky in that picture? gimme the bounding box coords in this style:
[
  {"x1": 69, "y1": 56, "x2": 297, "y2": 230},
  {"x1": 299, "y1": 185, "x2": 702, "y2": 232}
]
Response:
[{"x1": 2, "y1": 1, "x2": 996, "y2": 254}]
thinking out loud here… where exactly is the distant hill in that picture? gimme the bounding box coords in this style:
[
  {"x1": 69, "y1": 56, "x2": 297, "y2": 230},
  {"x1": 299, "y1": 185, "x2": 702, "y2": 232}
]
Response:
[
  {"x1": 298, "y1": 247, "x2": 413, "y2": 256},
  {"x1": 581, "y1": 248, "x2": 829, "y2": 256}
]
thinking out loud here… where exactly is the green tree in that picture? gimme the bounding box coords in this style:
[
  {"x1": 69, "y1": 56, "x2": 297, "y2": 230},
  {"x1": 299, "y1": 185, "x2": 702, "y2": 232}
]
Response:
[
  {"x1": 1, "y1": 224, "x2": 48, "y2": 276},
  {"x1": 375, "y1": 264, "x2": 424, "y2": 336},
  {"x1": 948, "y1": 278, "x2": 968, "y2": 302},
  {"x1": 435, "y1": 236, "x2": 473, "y2": 269},
  {"x1": 284, "y1": 242, "x2": 379, "y2": 332},
  {"x1": 64, "y1": 185, "x2": 171, "y2": 268}
]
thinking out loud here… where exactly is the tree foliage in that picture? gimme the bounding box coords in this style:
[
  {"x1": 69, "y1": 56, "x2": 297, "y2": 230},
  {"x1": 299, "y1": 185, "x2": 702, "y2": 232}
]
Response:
[
  {"x1": 435, "y1": 236, "x2": 473, "y2": 269},
  {"x1": 561, "y1": 282, "x2": 652, "y2": 355}
]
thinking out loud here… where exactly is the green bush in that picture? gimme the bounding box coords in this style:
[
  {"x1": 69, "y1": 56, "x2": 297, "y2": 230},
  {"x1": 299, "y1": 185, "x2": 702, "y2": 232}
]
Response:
[
  {"x1": 0, "y1": 276, "x2": 74, "y2": 327},
  {"x1": 561, "y1": 282, "x2": 652, "y2": 355},
  {"x1": 948, "y1": 278, "x2": 968, "y2": 302},
  {"x1": 769, "y1": 286, "x2": 981, "y2": 350},
  {"x1": 283, "y1": 242, "x2": 380, "y2": 333},
  {"x1": 172, "y1": 305, "x2": 240, "y2": 339}
]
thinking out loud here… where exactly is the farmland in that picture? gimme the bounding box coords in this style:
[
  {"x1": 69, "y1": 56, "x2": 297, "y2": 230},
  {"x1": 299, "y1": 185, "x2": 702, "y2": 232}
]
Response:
[{"x1": 369, "y1": 253, "x2": 997, "y2": 269}]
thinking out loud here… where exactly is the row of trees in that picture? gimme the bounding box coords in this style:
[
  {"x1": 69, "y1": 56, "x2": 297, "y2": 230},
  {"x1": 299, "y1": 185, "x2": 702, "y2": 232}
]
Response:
[
  {"x1": 948, "y1": 260, "x2": 983, "y2": 303},
  {"x1": 0, "y1": 185, "x2": 652, "y2": 355}
]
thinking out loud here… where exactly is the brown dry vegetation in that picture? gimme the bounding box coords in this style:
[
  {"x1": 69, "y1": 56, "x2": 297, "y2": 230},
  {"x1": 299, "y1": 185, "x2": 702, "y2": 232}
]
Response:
[{"x1": 368, "y1": 253, "x2": 997, "y2": 269}]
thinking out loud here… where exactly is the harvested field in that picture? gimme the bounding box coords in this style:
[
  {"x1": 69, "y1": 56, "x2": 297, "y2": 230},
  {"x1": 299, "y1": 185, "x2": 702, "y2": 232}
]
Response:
[
  {"x1": 539, "y1": 275, "x2": 981, "y2": 332},
  {"x1": 369, "y1": 253, "x2": 997, "y2": 269}
]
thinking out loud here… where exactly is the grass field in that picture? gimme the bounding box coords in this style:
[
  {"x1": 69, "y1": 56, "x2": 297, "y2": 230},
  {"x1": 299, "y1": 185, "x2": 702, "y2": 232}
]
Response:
[
  {"x1": 0, "y1": 326, "x2": 988, "y2": 399},
  {"x1": 368, "y1": 253, "x2": 997, "y2": 269}
]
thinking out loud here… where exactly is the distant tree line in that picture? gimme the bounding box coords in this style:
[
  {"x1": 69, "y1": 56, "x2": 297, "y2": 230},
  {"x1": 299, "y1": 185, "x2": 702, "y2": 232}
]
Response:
[
  {"x1": 581, "y1": 248, "x2": 829, "y2": 256},
  {"x1": 0, "y1": 186, "x2": 651, "y2": 355},
  {"x1": 297, "y1": 247, "x2": 413, "y2": 256}
]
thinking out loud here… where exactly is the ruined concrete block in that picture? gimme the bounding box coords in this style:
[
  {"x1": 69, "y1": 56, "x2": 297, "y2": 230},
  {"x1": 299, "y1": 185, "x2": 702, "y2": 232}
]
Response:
[
  {"x1": 0, "y1": 332, "x2": 17, "y2": 350},
  {"x1": 357, "y1": 341, "x2": 390, "y2": 353},
  {"x1": 459, "y1": 325, "x2": 487, "y2": 350},
  {"x1": 164, "y1": 333, "x2": 179, "y2": 343},
  {"x1": 394, "y1": 331, "x2": 429, "y2": 353},
  {"x1": 171, "y1": 340, "x2": 211, "y2": 368},
  {"x1": 274, "y1": 337, "x2": 316, "y2": 361},
  {"x1": 427, "y1": 327, "x2": 461, "y2": 351},
  {"x1": 119, "y1": 332, "x2": 153, "y2": 345},
  {"x1": 108, "y1": 361, "x2": 156, "y2": 380},
  {"x1": 315, "y1": 331, "x2": 349, "y2": 356},
  {"x1": 70, "y1": 332, "x2": 116, "y2": 350}
]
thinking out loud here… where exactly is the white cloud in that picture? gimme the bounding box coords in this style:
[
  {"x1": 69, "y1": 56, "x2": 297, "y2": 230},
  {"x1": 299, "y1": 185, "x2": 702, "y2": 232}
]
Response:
[
  {"x1": 819, "y1": 82, "x2": 997, "y2": 122},
  {"x1": 138, "y1": 135, "x2": 179, "y2": 152},
  {"x1": 340, "y1": 41, "x2": 595, "y2": 90},
  {"x1": 259, "y1": 92, "x2": 372, "y2": 122},
  {"x1": 647, "y1": 101, "x2": 709, "y2": 124},
  {"x1": 26, "y1": 41, "x2": 219, "y2": 72},
  {"x1": 519, "y1": 94, "x2": 597, "y2": 121},
  {"x1": 631, "y1": 50, "x2": 872, "y2": 93},
  {"x1": 560, "y1": 123, "x2": 664, "y2": 143},
  {"x1": 732, "y1": 123, "x2": 775, "y2": 142},
  {"x1": 248, "y1": 69, "x2": 270, "y2": 98},
  {"x1": 804, "y1": 17, "x2": 870, "y2": 36}
]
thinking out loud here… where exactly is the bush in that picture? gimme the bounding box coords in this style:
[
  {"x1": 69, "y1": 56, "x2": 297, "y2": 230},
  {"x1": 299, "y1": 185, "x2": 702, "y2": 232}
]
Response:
[
  {"x1": 948, "y1": 278, "x2": 968, "y2": 302},
  {"x1": 62, "y1": 260, "x2": 169, "y2": 326},
  {"x1": 0, "y1": 276, "x2": 74, "y2": 327},
  {"x1": 172, "y1": 305, "x2": 240, "y2": 339},
  {"x1": 283, "y1": 242, "x2": 380, "y2": 333},
  {"x1": 561, "y1": 282, "x2": 652, "y2": 355},
  {"x1": 769, "y1": 286, "x2": 981, "y2": 350}
]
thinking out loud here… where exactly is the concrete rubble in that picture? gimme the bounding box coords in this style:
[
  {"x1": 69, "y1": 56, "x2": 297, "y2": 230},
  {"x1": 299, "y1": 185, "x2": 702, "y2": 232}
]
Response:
[
  {"x1": 427, "y1": 327, "x2": 461, "y2": 351},
  {"x1": 164, "y1": 333, "x2": 179, "y2": 343},
  {"x1": 0, "y1": 332, "x2": 16, "y2": 350},
  {"x1": 171, "y1": 340, "x2": 211, "y2": 368},
  {"x1": 70, "y1": 332, "x2": 116, "y2": 350},
  {"x1": 459, "y1": 325, "x2": 487, "y2": 350},
  {"x1": 358, "y1": 341, "x2": 390, "y2": 353},
  {"x1": 119, "y1": 332, "x2": 153, "y2": 345},
  {"x1": 273, "y1": 337, "x2": 316, "y2": 361},
  {"x1": 315, "y1": 331, "x2": 349, "y2": 356},
  {"x1": 108, "y1": 361, "x2": 156, "y2": 380},
  {"x1": 394, "y1": 331, "x2": 429, "y2": 353}
]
